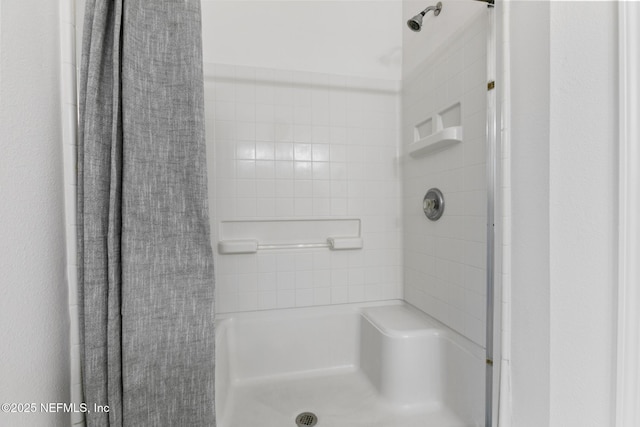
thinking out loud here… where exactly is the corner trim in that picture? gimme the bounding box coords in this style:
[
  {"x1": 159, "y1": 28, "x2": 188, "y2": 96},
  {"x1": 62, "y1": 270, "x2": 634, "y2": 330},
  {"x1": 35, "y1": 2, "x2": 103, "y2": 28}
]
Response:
[{"x1": 616, "y1": 2, "x2": 640, "y2": 426}]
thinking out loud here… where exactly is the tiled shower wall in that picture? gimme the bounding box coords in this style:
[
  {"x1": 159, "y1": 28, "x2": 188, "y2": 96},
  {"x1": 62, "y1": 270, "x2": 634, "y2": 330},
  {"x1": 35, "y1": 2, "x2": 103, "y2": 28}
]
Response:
[
  {"x1": 402, "y1": 10, "x2": 489, "y2": 346},
  {"x1": 204, "y1": 64, "x2": 403, "y2": 314}
]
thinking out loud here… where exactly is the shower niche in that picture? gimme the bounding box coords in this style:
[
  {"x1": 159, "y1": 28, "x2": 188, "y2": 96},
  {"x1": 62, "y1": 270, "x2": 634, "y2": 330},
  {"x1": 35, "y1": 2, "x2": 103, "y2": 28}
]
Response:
[{"x1": 409, "y1": 102, "x2": 463, "y2": 157}]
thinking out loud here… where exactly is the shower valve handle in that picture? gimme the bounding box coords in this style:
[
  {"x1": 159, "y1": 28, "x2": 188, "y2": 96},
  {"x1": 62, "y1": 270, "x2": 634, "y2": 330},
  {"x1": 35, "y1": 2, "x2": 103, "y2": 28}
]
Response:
[
  {"x1": 423, "y1": 188, "x2": 445, "y2": 221},
  {"x1": 424, "y1": 198, "x2": 437, "y2": 211}
]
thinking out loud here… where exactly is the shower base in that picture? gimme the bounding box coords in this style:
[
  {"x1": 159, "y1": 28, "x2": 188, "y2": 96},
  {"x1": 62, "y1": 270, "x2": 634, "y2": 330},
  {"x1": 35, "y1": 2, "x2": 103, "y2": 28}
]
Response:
[
  {"x1": 215, "y1": 301, "x2": 484, "y2": 427},
  {"x1": 225, "y1": 368, "x2": 467, "y2": 427}
]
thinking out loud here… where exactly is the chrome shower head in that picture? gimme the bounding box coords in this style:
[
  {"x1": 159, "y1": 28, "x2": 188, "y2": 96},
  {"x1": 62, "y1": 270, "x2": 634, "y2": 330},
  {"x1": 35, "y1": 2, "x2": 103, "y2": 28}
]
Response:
[
  {"x1": 407, "y1": 2, "x2": 442, "y2": 32},
  {"x1": 407, "y1": 14, "x2": 424, "y2": 32}
]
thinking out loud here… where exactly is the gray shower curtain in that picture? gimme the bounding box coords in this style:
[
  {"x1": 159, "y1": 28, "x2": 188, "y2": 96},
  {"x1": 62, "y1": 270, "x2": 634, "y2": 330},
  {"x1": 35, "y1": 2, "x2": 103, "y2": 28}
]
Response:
[{"x1": 77, "y1": 1, "x2": 215, "y2": 425}]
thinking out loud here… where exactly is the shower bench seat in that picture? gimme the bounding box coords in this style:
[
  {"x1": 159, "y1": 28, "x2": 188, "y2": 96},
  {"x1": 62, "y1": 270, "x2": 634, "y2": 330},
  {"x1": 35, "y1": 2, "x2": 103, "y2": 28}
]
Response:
[{"x1": 215, "y1": 300, "x2": 484, "y2": 427}]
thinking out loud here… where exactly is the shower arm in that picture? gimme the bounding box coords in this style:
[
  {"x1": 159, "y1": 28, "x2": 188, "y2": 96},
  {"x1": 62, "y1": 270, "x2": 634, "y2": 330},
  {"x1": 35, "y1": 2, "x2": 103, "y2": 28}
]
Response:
[{"x1": 419, "y1": 4, "x2": 441, "y2": 17}]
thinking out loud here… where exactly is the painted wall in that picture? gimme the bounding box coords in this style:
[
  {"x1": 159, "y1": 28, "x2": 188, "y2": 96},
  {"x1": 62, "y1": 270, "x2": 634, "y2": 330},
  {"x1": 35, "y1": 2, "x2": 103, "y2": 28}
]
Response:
[
  {"x1": 509, "y1": 2, "x2": 551, "y2": 425},
  {"x1": 201, "y1": 0, "x2": 403, "y2": 81},
  {"x1": 509, "y1": 2, "x2": 618, "y2": 426},
  {"x1": 548, "y1": 2, "x2": 617, "y2": 425},
  {"x1": 0, "y1": 1, "x2": 71, "y2": 426}
]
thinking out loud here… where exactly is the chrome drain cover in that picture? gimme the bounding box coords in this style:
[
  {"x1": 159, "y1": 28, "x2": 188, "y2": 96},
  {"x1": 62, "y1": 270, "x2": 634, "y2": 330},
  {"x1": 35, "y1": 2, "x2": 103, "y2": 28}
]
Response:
[{"x1": 295, "y1": 412, "x2": 318, "y2": 426}]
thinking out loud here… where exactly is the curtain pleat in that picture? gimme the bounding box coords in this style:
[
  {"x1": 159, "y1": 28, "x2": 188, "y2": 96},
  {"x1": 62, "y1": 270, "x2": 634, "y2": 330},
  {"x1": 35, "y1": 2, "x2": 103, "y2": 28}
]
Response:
[{"x1": 78, "y1": 1, "x2": 215, "y2": 425}]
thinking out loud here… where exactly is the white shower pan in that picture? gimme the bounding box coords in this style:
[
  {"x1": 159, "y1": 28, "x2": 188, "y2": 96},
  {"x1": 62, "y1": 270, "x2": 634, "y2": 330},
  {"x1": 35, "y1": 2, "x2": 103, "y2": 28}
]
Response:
[{"x1": 215, "y1": 301, "x2": 485, "y2": 427}]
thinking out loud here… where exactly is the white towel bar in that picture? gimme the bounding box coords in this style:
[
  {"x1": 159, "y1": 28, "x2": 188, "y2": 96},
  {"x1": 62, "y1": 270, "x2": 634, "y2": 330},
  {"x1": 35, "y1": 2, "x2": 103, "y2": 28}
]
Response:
[{"x1": 218, "y1": 237, "x2": 363, "y2": 254}]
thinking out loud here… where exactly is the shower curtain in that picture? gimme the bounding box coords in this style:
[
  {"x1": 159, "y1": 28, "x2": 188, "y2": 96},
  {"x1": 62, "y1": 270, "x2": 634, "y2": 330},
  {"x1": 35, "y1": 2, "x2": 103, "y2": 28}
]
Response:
[{"x1": 77, "y1": 1, "x2": 215, "y2": 425}]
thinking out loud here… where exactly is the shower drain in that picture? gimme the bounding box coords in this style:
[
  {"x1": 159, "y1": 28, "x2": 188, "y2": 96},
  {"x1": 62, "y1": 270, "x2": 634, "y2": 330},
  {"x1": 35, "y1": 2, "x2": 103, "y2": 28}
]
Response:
[{"x1": 295, "y1": 412, "x2": 318, "y2": 426}]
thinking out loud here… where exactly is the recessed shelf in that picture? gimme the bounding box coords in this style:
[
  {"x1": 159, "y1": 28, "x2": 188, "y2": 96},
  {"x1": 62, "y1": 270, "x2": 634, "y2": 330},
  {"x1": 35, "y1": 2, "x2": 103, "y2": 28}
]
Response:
[
  {"x1": 408, "y1": 126, "x2": 463, "y2": 157},
  {"x1": 409, "y1": 102, "x2": 463, "y2": 157}
]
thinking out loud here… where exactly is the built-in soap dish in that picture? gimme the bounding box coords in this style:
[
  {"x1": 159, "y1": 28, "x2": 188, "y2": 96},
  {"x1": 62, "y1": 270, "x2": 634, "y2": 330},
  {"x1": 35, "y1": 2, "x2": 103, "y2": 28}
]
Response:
[{"x1": 409, "y1": 103, "x2": 463, "y2": 157}]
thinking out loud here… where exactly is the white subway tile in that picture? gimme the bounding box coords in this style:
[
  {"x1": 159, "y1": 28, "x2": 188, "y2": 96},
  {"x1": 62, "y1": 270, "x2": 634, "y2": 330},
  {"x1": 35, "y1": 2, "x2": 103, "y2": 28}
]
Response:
[
  {"x1": 348, "y1": 286, "x2": 365, "y2": 302},
  {"x1": 255, "y1": 160, "x2": 275, "y2": 179},
  {"x1": 235, "y1": 83, "x2": 256, "y2": 103},
  {"x1": 331, "y1": 287, "x2": 348, "y2": 304},
  {"x1": 215, "y1": 101, "x2": 235, "y2": 121},
  {"x1": 295, "y1": 271, "x2": 313, "y2": 289},
  {"x1": 295, "y1": 253, "x2": 314, "y2": 271},
  {"x1": 313, "y1": 287, "x2": 331, "y2": 306},
  {"x1": 258, "y1": 292, "x2": 277, "y2": 310},
  {"x1": 237, "y1": 273, "x2": 258, "y2": 292},
  {"x1": 294, "y1": 161, "x2": 312, "y2": 180},
  {"x1": 257, "y1": 271, "x2": 277, "y2": 292},
  {"x1": 256, "y1": 104, "x2": 275, "y2": 123},
  {"x1": 293, "y1": 106, "x2": 312, "y2": 125},
  {"x1": 294, "y1": 198, "x2": 313, "y2": 216},
  {"x1": 255, "y1": 86, "x2": 274, "y2": 105},
  {"x1": 274, "y1": 198, "x2": 294, "y2": 216},
  {"x1": 312, "y1": 198, "x2": 331, "y2": 216},
  {"x1": 235, "y1": 103, "x2": 255, "y2": 122},
  {"x1": 277, "y1": 290, "x2": 295, "y2": 308},
  {"x1": 295, "y1": 288, "x2": 314, "y2": 307},
  {"x1": 331, "y1": 269, "x2": 349, "y2": 287},
  {"x1": 274, "y1": 105, "x2": 294, "y2": 124},
  {"x1": 293, "y1": 125, "x2": 312, "y2": 143},
  {"x1": 312, "y1": 162, "x2": 330, "y2": 180},
  {"x1": 217, "y1": 291, "x2": 238, "y2": 313},
  {"x1": 255, "y1": 123, "x2": 275, "y2": 143},
  {"x1": 256, "y1": 179, "x2": 275, "y2": 198},
  {"x1": 238, "y1": 292, "x2": 258, "y2": 311},
  {"x1": 210, "y1": 66, "x2": 402, "y2": 313},
  {"x1": 312, "y1": 181, "x2": 331, "y2": 198},
  {"x1": 236, "y1": 122, "x2": 256, "y2": 141},
  {"x1": 235, "y1": 180, "x2": 255, "y2": 199},
  {"x1": 274, "y1": 87, "x2": 294, "y2": 105},
  {"x1": 215, "y1": 82, "x2": 235, "y2": 102},
  {"x1": 330, "y1": 198, "x2": 348, "y2": 215},
  {"x1": 275, "y1": 180, "x2": 294, "y2": 198},
  {"x1": 311, "y1": 126, "x2": 330, "y2": 144},
  {"x1": 236, "y1": 198, "x2": 256, "y2": 217}
]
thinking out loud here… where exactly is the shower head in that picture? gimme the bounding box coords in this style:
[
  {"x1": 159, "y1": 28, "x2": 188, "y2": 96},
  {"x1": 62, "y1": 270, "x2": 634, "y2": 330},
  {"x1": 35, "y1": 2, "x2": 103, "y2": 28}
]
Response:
[
  {"x1": 407, "y1": 14, "x2": 424, "y2": 32},
  {"x1": 407, "y1": 2, "x2": 442, "y2": 32}
]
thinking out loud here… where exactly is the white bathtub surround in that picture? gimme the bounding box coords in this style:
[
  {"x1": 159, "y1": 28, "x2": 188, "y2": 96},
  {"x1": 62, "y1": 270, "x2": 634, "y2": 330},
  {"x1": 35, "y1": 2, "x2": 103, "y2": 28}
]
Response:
[
  {"x1": 216, "y1": 301, "x2": 484, "y2": 427},
  {"x1": 401, "y1": 9, "x2": 490, "y2": 347},
  {"x1": 205, "y1": 64, "x2": 403, "y2": 314}
]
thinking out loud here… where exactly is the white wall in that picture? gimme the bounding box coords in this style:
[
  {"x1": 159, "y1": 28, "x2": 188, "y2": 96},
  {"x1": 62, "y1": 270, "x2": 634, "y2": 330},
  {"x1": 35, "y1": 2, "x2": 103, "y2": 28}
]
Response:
[
  {"x1": 401, "y1": 9, "x2": 490, "y2": 347},
  {"x1": 548, "y1": 2, "x2": 617, "y2": 425},
  {"x1": 201, "y1": 0, "x2": 402, "y2": 80},
  {"x1": 509, "y1": 2, "x2": 551, "y2": 425},
  {"x1": 403, "y1": 0, "x2": 486, "y2": 77},
  {"x1": 206, "y1": 65, "x2": 403, "y2": 314},
  {"x1": 509, "y1": 1, "x2": 618, "y2": 426},
  {"x1": 202, "y1": 0, "x2": 404, "y2": 314},
  {"x1": 0, "y1": 1, "x2": 71, "y2": 426}
]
